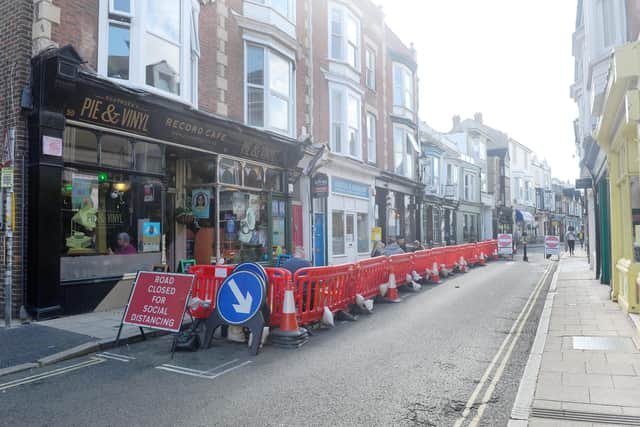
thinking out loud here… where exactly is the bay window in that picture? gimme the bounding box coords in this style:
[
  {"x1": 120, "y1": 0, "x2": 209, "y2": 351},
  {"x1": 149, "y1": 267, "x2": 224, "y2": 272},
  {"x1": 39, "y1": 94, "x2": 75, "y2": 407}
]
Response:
[
  {"x1": 393, "y1": 63, "x2": 414, "y2": 112},
  {"x1": 100, "y1": 0, "x2": 200, "y2": 103},
  {"x1": 330, "y1": 85, "x2": 361, "y2": 159},
  {"x1": 365, "y1": 48, "x2": 375, "y2": 90},
  {"x1": 245, "y1": 44, "x2": 294, "y2": 135},
  {"x1": 464, "y1": 173, "x2": 475, "y2": 201},
  {"x1": 393, "y1": 126, "x2": 417, "y2": 179},
  {"x1": 329, "y1": 3, "x2": 361, "y2": 70},
  {"x1": 250, "y1": 0, "x2": 295, "y2": 21}
]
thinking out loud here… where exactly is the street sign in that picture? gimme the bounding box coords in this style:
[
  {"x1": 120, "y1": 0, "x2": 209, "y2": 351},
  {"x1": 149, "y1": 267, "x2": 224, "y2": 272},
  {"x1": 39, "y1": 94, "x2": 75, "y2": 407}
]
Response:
[
  {"x1": 123, "y1": 271, "x2": 194, "y2": 333},
  {"x1": 497, "y1": 233, "x2": 513, "y2": 255},
  {"x1": 544, "y1": 235, "x2": 561, "y2": 256},
  {"x1": 216, "y1": 271, "x2": 265, "y2": 325},
  {"x1": 575, "y1": 178, "x2": 592, "y2": 189}
]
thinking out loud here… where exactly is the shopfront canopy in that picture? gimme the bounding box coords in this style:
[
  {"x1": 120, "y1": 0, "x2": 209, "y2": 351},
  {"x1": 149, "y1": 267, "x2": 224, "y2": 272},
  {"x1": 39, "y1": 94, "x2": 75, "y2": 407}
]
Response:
[{"x1": 515, "y1": 209, "x2": 534, "y2": 223}]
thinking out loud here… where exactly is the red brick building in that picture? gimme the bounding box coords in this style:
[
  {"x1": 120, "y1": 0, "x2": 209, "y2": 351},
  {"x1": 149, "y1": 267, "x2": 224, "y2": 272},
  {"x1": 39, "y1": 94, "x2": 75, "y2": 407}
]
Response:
[{"x1": 0, "y1": 0, "x2": 421, "y2": 318}]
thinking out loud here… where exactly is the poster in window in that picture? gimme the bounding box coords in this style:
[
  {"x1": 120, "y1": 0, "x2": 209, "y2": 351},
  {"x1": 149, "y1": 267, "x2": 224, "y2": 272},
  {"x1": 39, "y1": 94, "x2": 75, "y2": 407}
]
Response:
[
  {"x1": 72, "y1": 173, "x2": 99, "y2": 210},
  {"x1": 143, "y1": 184, "x2": 154, "y2": 202},
  {"x1": 192, "y1": 188, "x2": 211, "y2": 219},
  {"x1": 142, "y1": 221, "x2": 161, "y2": 252}
]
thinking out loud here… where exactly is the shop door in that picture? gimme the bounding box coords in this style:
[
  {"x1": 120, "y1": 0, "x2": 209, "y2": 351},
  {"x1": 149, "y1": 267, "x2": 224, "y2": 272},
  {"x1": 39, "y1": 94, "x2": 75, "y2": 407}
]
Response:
[
  {"x1": 345, "y1": 212, "x2": 358, "y2": 263},
  {"x1": 314, "y1": 213, "x2": 325, "y2": 266}
]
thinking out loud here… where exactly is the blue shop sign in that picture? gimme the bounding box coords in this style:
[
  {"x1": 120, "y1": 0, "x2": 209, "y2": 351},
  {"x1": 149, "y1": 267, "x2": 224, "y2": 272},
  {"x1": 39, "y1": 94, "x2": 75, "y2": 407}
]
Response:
[{"x1": 331, "y1": 177, "x2": 369, "y2": 198}]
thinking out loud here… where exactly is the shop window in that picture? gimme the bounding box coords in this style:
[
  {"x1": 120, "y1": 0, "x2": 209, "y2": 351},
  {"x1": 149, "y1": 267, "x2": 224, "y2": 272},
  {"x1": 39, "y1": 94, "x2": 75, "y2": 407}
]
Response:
[
  {"x1": 219, "y1": 190, "x2": 268, "y2": 263},
  {"x1": 272, "y1": 199, "x2": 286, "y2": 251},
  {"x1": 631, "y1": 176, "x2": 640, "y2": 262},
  {"x1": 101, "y1": 135, "x2": 132, "y2": 169},
  {"x1": 219, "y1": 158, "x2": 241, "y2": 185},
  {"x1": 61, "y1": 168, "x2": 162, "y2": 257},
  {"x1": 64, "y1": 127, "x2": 98, "y2": 164},
  {"x1": 243, "y1": 164, "x2": 264, "y2": 189},
  {"x1": 357, "y1": 213, "x2": 368, "y2": 253},
  {"x1": 332, "y1": 210, "x2": 345, "y2": 255},
  {"x1": 187, "y1": 158, "x2": 217, "y2": 185},
  {"x1": 265, "y1": 169, "x2": 284, "y2": 192},
  {"x1": 134, "y1": 141, "x2": 163, "y2": 174}
]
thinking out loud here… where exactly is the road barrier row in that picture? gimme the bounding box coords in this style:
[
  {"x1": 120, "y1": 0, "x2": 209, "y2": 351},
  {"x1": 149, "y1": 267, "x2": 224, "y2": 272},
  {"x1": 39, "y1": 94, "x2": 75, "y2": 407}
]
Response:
[{"x1": 188, "y1": 240, "x2": 499, "y2": 328}]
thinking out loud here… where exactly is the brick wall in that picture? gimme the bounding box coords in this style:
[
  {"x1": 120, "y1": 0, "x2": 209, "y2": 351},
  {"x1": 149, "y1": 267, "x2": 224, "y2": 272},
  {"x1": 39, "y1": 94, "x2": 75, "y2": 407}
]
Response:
[
  {"x1": 51, "y1": 0, "x2": 99, "y2": 69},
  {"x1": 0, "y1": 0, "x2": 32, "y2": 318}
]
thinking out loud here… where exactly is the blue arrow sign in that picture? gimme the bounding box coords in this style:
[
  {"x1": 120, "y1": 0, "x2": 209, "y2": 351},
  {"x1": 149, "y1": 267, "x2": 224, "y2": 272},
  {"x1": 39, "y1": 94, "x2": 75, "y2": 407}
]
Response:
[{"x1": 216, "y1": 271, "x2": 265, "y2": 325}]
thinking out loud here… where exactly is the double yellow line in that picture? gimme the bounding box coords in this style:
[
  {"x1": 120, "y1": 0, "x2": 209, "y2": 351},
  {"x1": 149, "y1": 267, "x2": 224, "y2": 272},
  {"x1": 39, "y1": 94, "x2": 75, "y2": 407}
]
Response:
[
  {"x1": 454, "y1": 262, "x2": 555, "y2": 427},
  {"x1": 0, "y1": 357, "x2": 105, "y2": 392}
]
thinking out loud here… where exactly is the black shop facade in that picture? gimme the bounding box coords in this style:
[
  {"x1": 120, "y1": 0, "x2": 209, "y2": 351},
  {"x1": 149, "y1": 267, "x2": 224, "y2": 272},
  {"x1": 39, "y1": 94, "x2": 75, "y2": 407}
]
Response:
[{"x1": 27, "y1": 47, "x2": 302, "y2": 318}]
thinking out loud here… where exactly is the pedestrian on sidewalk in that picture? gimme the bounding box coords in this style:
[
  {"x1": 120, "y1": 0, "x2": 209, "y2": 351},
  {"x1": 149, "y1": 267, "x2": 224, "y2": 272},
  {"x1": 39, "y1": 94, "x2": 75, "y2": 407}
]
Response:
[
  {"x1": 578, "y1": 228, "x2": 584, "y2": 248},
  {"x1": 564, "y1": 227, "x2": 576, "y2": 256},
  {"x1": 371, "y1": 240, "x2": 385, "y2": 257}
]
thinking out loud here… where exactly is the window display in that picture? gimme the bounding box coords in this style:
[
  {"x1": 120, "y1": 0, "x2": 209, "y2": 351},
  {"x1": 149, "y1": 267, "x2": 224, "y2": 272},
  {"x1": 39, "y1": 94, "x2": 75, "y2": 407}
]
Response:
[
  {"x1": 357, "y1": 213, "x2": 368, "y2": 253},
  {"x1": 332, "y1": 210, "x2": 345, "y2": 254},
  {"x1": 219, "y1": 190, "x2": 268, "y2": 263}
]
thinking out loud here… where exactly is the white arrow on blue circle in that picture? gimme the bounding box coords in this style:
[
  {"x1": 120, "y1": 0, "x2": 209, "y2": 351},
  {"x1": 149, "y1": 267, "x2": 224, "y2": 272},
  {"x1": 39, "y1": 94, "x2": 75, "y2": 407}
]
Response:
[{"x1": 229, "y1": 278, "x2": 253, "y2": 314}]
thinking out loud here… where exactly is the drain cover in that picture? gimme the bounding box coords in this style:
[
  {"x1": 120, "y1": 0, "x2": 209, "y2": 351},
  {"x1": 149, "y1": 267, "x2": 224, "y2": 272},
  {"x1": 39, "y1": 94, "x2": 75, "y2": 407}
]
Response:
[{"x1": 572, "y1": 336, "x2": 636, "y2": 351}]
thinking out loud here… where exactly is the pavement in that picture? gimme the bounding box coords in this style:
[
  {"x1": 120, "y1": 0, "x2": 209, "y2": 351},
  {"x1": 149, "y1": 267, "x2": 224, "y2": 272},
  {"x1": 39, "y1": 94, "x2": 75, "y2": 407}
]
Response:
[
  {"x1": 0, "y1": 309, "x2": 159, "y2": 376},
  {"x1": 510, "y1": 249, "x2": 640, "y2": 426}
]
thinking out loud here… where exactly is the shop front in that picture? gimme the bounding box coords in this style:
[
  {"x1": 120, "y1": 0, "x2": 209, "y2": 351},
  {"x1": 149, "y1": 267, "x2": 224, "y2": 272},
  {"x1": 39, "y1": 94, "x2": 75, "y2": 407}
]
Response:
[
  {"x1": 375, "y1": 172, "x2": 422, "y2": 247},
  {"x1": 26, "y1": 47, "x2": 302, "y2": 317},
  {"x1": 595, "y1": 41, "x2": 640, "y2": 313},
  {"x1": 457, "y1": 203, "x2": 481, "y2": 243}
]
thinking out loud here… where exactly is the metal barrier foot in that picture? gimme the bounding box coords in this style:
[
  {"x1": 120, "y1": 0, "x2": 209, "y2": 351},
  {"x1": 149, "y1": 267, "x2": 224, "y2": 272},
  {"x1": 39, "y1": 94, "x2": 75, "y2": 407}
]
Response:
[{"x1": 336, "y1": 310, "x2": 358, "y2": 321}]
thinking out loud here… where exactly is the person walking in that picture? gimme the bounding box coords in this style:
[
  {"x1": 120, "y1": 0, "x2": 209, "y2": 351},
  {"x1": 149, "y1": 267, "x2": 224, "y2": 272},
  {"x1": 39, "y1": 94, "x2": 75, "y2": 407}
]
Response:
[
  {"x1": 371, "y1": 240, "x2": 385, "y2": 257},
  {"x1": 565, "y1": 227, "x2": 577, "y2": 256},
  {"x1": 578, "y1": 229, "x2": 584, "y2": 249}
]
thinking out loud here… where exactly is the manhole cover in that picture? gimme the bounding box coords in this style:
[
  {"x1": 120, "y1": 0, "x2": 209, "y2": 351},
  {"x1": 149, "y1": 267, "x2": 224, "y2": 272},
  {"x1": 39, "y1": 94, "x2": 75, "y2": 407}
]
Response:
[{"x1": 572, "y1": 336, "x2": 635, "y2": 351}]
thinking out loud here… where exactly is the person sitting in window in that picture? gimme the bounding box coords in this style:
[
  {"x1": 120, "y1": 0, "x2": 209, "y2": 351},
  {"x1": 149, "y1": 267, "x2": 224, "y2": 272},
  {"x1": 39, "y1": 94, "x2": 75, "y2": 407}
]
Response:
[{"x1": 110, "y1": 232, "x2": 137, "y2": 255}]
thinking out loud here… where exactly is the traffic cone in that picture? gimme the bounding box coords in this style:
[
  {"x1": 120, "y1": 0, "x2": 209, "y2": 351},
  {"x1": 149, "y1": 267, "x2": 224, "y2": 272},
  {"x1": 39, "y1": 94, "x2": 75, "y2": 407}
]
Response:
[
  {"x1": 430, "y1": 262, "x2": 441, "y2": 283},
  {"x1": 270, "y1": 284, "x2": 309, "y2": 348},
  {"x1": 385, "y1": 273, "x2": 401, "y2": 302},
  {"x1": 479, "y1": 251, "x2": 487, "y2": 266},
  {"x1": 458, "y1": 256, "x2": 469, "y2": 273}
]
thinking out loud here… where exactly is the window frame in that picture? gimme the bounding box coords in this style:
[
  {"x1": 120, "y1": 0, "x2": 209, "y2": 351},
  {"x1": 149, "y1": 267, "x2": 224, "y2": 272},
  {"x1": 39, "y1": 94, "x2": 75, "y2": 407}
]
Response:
[
  {"x1": 329, "y1": 84, "x2": 362, "y2": 159},
  {"x1": 328, "y1": 2, "x2": 361, "y2": 71},
  {"x1": 393, "y1": 125, "x2": 416, "y2": 179},
  {"x1": 366, "y1": 112, "x2": 377, "y2": 165},
  {"x1": 393, "y1": 62, "x2": 414, "y2": 112},
  {"x1": 99, "y1": 0, "x2": 199, "y2": 105},
  {"x1": 244, "y1": 43, "x2": 295, "y2": 137},
  {"x1": 365, "y1": 47, "x2": 375, "y2": 90}
]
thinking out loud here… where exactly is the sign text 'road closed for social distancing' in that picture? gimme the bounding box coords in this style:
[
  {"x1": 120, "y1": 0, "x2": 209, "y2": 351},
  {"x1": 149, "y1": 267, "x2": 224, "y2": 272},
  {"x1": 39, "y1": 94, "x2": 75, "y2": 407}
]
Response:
[{"x1": 123, "y1": 272, "x2": 194, "y2": 333}]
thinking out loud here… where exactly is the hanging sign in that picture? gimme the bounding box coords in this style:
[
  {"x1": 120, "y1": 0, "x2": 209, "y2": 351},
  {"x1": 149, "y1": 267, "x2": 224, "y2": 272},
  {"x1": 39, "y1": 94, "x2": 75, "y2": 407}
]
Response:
[
  {"x1": 312, "y1": 173, "x2": 329, "y2": 198},
  {"x1": 122, "y1": 272, "x2": 194, "y2": 333}
]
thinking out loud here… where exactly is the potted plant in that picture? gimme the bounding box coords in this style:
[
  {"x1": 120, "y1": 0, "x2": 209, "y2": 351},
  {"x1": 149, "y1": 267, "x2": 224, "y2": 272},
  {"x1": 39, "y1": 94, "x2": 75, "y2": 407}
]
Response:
[{"x1": 175, "y1": 207, "x2": 195, "y2": 225}]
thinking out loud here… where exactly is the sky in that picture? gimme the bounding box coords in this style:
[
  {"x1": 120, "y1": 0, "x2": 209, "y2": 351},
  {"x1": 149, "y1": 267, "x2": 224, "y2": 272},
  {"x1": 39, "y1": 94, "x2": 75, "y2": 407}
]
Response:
[{"x1": 376, "y1": 0, "x2": 580, "y2": 182}]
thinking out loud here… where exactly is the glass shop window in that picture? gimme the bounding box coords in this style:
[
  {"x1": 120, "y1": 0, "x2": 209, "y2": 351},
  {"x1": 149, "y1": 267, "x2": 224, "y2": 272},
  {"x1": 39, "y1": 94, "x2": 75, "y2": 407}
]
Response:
[
  {"x1": 219, "y1": 158, "x2": 241, "y2": 185},
  {"x1": 63, "y1": 127, "x2": 98, "y2": 164},
  {"x1": 135, "y1": 141, "x2": 164, "y2": 173},
  {"x1": 357, "y1": 213, "x2": 368, "y2": 253},
  {"x1": 244, "y1": 164, "x2": 264, "y2": 188},
  {"x1": 219, "y1": 190, "x2": 268, "y2": 263},
  {"x1": 631, "y1": 176, "x2": 640, "y2": 262},
  {"x1": 272, "y1": 199, "x2": 286, "y2": 253},
  {"x1": 61, "y1": 169, "x2": 162, "y2": 256},
  {"x1": 101, "y1": 135, "x2": 132, "y2": 169},
  {"x1": 332, "y1": 210, "x2": 345, "y2": 255},
  {"x1": 265, "y1": 168, "x2": 284, "y2": 192},
  {"x1": 186, "y1": 157, "x2": 217, "y2": 185}
]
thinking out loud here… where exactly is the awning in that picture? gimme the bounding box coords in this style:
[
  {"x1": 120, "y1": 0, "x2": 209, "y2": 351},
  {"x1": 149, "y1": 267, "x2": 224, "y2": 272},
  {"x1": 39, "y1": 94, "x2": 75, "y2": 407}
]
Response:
[{"x1": 515, "y1": 209, "x2": 534, "y2": 223}]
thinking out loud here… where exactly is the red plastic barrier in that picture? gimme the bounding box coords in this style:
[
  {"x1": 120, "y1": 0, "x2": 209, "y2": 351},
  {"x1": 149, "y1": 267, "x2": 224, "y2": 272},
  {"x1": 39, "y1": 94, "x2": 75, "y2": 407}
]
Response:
[
  {"x1": 462, "y1": 244, "x2": 479, "y2": 267},
  {"x1": 292, "y1": 264, "x2": 355, "y2": 326},
  {"x1": 387, "y1": 253, "x2": 414, "y2": 287},
  {"x1": 263, "y1": 267, "x2": 293, "y2": 328},
  {"x1": 355, "y1": 257, "x2": 389, "y2": 300},
  {"x1": 188, "y1": 264, "x2": 236, "y2": 319},
  {"x1": 442, "y1": 246, "x2": 460, "y2": 272},
  {"x1": 412, "y1": 249, "x2": 433, "y2": 275}
]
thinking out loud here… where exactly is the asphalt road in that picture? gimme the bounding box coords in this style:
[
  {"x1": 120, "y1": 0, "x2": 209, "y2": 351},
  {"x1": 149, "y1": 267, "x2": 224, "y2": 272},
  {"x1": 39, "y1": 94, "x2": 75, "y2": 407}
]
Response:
[{"x1": 0, "y1": 249, "x2": 554, "y2": 427}]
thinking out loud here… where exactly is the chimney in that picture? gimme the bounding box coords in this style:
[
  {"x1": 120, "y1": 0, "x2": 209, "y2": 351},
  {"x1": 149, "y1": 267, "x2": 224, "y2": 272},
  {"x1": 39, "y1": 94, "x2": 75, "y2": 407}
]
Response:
[
  {"x1": 452, "y1": 115, "x2": 461, "y2": 131},
  {"x1": 474, "y1": 112, "x2": 483, "y2": 124}
]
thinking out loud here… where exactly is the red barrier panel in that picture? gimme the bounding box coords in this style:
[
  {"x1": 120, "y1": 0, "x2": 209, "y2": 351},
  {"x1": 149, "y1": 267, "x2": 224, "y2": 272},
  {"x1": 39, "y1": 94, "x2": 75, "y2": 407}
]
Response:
[
  {"x1": 263, "y1": 267, "x2": 293, "y2": 328},
  {"x1": 462, "y1": 244, "x2": 479, "y2": 267},
  {"x1": 293, "y1": 264, "x2": 355, "y2": 326},
  {"x1": 442, "y1": 246, "x2": 460, "y2": 272},
  {"x1": 355, "y1": 257, "x2": 389, "y2": 300},
  {"x1": 188, "y1": 265, "x2": 236, "y2": 319},
  {"x1": 412, "y1": 249, "x2": 433, "y2": 276},
  {"x1": 387, "y1": 253, "x2": 414, "y2": 287}
]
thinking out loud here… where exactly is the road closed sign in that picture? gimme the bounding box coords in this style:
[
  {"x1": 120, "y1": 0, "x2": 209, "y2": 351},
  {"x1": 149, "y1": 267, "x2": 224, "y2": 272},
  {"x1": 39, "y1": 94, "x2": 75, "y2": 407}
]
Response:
[
  {"x1": 497, "y1": 233, "x2": 513, "y2": 255},
  {"x1": 544, "y1": 235, "x2": 561, "y2": 256},
  {"x1": 123, "y1": 272, "x2": 194, "y2": 333}
]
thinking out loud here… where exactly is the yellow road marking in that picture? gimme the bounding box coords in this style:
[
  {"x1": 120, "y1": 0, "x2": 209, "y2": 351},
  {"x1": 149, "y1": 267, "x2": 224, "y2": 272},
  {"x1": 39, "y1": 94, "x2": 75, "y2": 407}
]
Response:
[
  {"x1": 453, "y1": 263, "x2": 553, "y2": 427},
  {"x1": 0, "y1": 357, "x2": 105, "y2": 392}
]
